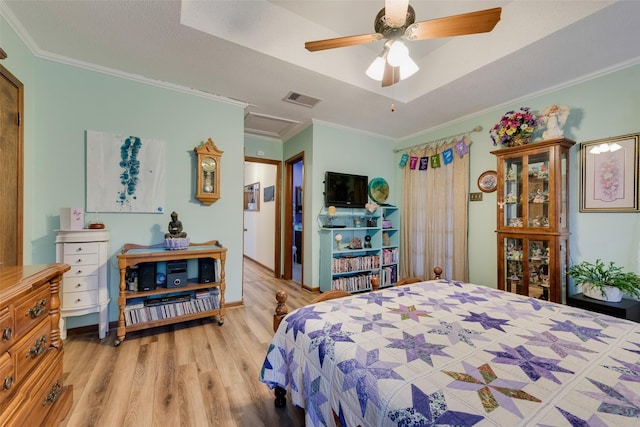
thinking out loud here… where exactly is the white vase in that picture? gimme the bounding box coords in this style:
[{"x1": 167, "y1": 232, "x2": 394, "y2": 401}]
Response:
[{"x1": 582, "y1": 282, "x2": 623, "y2": 302}]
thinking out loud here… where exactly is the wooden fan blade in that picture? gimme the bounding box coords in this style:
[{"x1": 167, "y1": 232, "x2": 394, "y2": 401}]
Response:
[
  {"x1": 405, "y1": 7, "x2": 501, "y2": 41},
  {"x1": 381, "y1": 61, "x2": 400, "y2": 87},
  {"x1": 385, "y1": 0, "x2": 409, "y2": 28},
  {"x1": 305, "y1": 33, "x2": 383, "y2": 51}
]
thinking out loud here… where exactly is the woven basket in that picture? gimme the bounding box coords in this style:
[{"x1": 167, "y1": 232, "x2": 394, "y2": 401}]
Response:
[{"x1": 507, "y1": 134, "x2": 533, "y2": 147}]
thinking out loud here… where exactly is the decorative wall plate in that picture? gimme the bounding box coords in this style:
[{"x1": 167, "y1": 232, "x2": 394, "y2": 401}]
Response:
[
  {"x1": 478, "y1": 170, "x2": 497, "y2": 193},
  {"x1": 368, "y1": 177, "x2": 389, "y2": 204}
]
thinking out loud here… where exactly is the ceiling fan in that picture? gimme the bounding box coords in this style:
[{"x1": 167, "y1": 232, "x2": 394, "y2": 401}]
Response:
[{"x1": 305, "y1": 0, "x2": 502, "y2": 87}]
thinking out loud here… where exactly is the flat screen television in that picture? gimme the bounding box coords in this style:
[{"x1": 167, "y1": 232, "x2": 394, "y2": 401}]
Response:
[{"x1": 324, "y1": 171, "x2": 368, "y2": 208}]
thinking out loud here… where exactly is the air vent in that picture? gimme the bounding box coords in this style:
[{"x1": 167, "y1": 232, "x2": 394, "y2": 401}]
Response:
[{"x1": 283, "y1": 91, "x2": 322, "y2": 108}]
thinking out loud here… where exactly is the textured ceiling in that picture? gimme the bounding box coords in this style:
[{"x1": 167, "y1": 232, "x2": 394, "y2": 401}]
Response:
[{"x1": 2, "y1": 0, "x2": 640, "y2": 141}]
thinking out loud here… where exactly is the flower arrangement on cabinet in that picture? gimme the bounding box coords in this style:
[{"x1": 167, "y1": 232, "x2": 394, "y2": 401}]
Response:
[{"x1": 490, "y1": 107, "x2": 542, "y2": 147}]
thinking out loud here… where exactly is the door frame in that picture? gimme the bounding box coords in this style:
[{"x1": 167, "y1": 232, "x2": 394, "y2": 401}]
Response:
[
  {"x1": 0, "y1": 64, "x2": 24, "y2": 266},
  {"x1": 244, "y1": 156, "x2": 282, "y2": 278},
  {"x1": 284, "y1": 152, "x2": 304, "y2": 282}
]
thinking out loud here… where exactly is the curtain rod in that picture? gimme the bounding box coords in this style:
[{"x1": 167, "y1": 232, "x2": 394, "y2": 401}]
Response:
[{"x1": 392, "y1": 125, "x2": 483, "y2": 153}]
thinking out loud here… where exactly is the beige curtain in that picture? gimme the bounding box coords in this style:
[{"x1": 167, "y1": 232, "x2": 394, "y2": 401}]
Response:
[{"x1": 400, "y1": 137, "x2": 470, "y2": 281}]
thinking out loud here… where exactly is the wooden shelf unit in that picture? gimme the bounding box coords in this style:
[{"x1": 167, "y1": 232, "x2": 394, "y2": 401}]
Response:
[
  {"x1": 492, "y1": 138, "x2": 575, "y2": 304},
  {"x1": 318, "y1": 206, "x2": 399, "y2": 293},
  {"x1": 115, "y1": 240, "x2": 226, "y2": 346}
]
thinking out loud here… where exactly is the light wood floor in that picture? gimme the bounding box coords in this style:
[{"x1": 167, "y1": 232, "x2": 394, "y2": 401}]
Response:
[{"x1": 59, "y1": 258, "x2": 315, "y2": 427}]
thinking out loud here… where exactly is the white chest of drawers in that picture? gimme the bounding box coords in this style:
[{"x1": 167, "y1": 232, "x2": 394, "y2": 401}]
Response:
[{"x1": 55, "y1": 229, "x2": 110, "y2": 339}]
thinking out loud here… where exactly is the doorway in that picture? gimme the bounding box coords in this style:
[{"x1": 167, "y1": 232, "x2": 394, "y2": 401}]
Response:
[
  {"x1": 243, "y1": 157, "x2": 281, "y2": 279},
  {"x1": 284, "y1": 153, "x2": 304, "y2": 284}
]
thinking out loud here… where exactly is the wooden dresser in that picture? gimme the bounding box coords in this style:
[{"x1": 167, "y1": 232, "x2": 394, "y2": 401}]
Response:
[{"x1": 0, "y1": 264, "x2": 73, "y2": 426}]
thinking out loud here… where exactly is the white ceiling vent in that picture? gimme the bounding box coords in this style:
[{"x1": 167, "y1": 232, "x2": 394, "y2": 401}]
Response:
[{"x1": 283, "y1": 91, "x2": 322, "y2": 108}]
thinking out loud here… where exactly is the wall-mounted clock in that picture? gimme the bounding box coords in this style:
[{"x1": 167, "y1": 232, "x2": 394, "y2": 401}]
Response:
[{"x1": 194, "y1": 138, "x2": 223, "y2": 205}]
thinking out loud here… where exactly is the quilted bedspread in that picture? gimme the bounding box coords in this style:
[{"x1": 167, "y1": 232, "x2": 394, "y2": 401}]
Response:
[{"x1": 259, "y1": 280, "x2": 640, "y2": 426}]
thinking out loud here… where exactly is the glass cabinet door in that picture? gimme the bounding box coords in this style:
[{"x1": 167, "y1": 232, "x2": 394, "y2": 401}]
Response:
[
  {"x1": 503, "y1": 157, "x2": 523, "y2": 227},
  {"x1": 503, "y1": 236, "x2": 551, "y2": 300},
  {"x1": 528, "y1": 239, "x2": 550, "y2": 300},
  {"x1": 504, "y1": 237, "x2": 524, "y2": 295},
  {"x1": 526, "y1": 152, "x2": 550, "y2": 228}
]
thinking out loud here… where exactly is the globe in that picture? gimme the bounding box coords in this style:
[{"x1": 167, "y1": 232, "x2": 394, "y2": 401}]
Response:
[{"x1": 368, "y1": 177, "x2": 389, "y2": 204}]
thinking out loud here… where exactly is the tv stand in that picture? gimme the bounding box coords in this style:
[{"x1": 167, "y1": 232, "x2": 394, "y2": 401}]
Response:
[{"x1": 115, "y1": 240, "x2": 226, "y2": 346}]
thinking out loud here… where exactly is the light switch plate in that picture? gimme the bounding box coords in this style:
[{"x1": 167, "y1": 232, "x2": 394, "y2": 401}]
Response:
[{"x1": 470, "y1": 192, "x2": 483, "y2": 202}]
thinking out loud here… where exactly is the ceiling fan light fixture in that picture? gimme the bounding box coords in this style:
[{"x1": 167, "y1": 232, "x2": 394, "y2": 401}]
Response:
[
  {"x1": 399, "y1": 56, "x2": 419, "y2": 79},
  {"x1": 387, "y1": 40, "x2": 409, "y2": 67},
  {"x1": 366, "y1": 56, "x2": 386, "y2": 81}
]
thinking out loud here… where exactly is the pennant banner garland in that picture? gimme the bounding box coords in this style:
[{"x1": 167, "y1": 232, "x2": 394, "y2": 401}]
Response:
[
  {"x1": 419, "y1": 157, "x2": 429, "y2": 170},
  {"x1": 399, "y1": 153, "x2": 409, "y2": 168},
  {"x1": 398, "y1": 136, "x2": 471, "y2": 170},
  {"x1": 455, "y1": 137, "x2": 469, "y2": 158},
  {"x1": 430, "y1": 154, "x2": 441, "y2": 168},
  {"x1": 442, "y1": 148, "x2": 454, "y2": 165},
  {"x1": 409, "y1": 156, "x2": 419, "y2": 170}
]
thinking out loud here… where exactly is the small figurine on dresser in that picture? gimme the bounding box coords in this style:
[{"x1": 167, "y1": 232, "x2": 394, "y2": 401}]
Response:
[{"x1": 164, "y1": 211, "x2": 190, "y2": 249}]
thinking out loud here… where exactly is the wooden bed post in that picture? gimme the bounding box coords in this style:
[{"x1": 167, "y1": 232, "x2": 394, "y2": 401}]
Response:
[
  {"x1": 273, "y1": 290, "x2": 289, "y2": 408},
  {"x1": 273, "y1": 290, "x2": 289, "y2": 333}
]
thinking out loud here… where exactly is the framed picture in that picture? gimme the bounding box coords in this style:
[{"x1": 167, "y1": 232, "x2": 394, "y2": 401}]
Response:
[
  {"x1": 264, "y1": 185, "x2": 275, "y2": 202},
  {"x1": 244, "y1": 182, "x2": 260, "y2": 211},
  {"x1": 477, "y1": 170, "x2": 497, "y2": 193},
  {"x1": 580, "y1": 133, "x2": 639, "y2": 212}
]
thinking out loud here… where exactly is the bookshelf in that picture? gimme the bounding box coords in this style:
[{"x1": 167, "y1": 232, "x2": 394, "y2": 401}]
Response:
[
  {"x1": 114, "y1": 240, "x2": 226, "y2": 346},
  {"x1": 318, "y1": 206, "x2": 399, "y2": 293}
]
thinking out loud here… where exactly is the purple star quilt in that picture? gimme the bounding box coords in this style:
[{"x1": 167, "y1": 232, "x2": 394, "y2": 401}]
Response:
[{"x1": 259, "y1": 280, "x2": 640, "y2": 426}]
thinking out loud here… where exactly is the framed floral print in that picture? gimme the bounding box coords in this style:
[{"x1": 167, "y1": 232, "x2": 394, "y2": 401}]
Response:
[
  {"x1": 477, "y1": 170, "x2": 498, "y2": 193},
  {"x1": 580, "y1": 133, "x2": 639, "y2": 212}
]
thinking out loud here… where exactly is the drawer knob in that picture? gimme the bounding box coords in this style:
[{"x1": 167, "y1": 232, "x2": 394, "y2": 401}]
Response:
[
  {"x1": 43, "y1": 380, "x2": 62, "y2": 405},
  {"x1": 75, "y1": 283, "x2": 82, "y2": 288},
  {"x1": 26, "y1": 335, "x2": 47, "y2": 358},
  {"x1": 76, "y1": 258, "x2": 83, "y2": 263},
  {"x1": 26, "y1": 298, "x2": 47, "y2": 318},
  {"x1": 76, "y1": 298, "x2": 82, "y2": 303},
  {"x1": 2, "y1": 326, "x2": 12, "y2": 341},
  {"x1": 76, "y1": 247, "x2": 83, "y2": 252},
  {"x1": 76, "y1": 269, "x2": 83, "y2": 274},
  {"x1": 3, "y1": 375, "x2": 14, "y2": 391}
]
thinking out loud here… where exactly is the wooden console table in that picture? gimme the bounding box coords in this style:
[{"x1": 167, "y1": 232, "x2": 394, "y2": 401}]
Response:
[{"x1": 115, "y1": 240, "x2": 226, "y2": 346}]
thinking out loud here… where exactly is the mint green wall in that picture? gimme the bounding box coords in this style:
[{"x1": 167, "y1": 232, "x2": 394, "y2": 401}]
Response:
[
  {"x1": 34, "y1": 61, "x2": 245, "y2": 329},
  {"x1": 396, "y1": 63, "x2": 640, "y2": 291},
  {"x1": 3, "y1": 18, "x2": 246, "y2": 329},
  {"x1": 244, "y1": 135, "x2": 283, "y2": 160},
  {"x1": 309, "y1": 123, "x2": 396, "y2": 287},
  {"x1": 1, "y1": 16, "x2": 36, "y2": 258},
  {"x1": 283, "y1": 124, "x2": 313, "y2": 284}
]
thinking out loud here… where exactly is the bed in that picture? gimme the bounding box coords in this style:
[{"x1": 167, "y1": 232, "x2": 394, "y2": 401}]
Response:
[{"x1": 259, "y1": 275, "x2": 640, "y2": 426}]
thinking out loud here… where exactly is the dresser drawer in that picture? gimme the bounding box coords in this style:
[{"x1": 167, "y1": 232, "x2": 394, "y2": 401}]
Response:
[
  {"x1": 62, "y1": 275, "x2": 99, "y2": 293},
  {"x1": 63, "y1": 242, "x2": 98, "y2": 255},
  {"x1": 0, "y1": 307, "x2": 14, "y2": 354},
  {"x1": 64, "y1": 263, "x2": 99, "y2": 278},
  {"x1": 14, "y1": 287, "x2": 50, "y2": 338},
  {"x1": 62, "y1": 290, "x2": 99, "y2": 309},
  {"x1": 13, "y1": 320, "x2": 51, "y2": 386},
  {"x1": 2, "y1": 350, "x2": 70, "y2": 427},
  {"x1": 0, "y1": 351, "x2": 15, "y2": 405},
  {"x1": 63, "y1": 252, "x2": 99, "y2": 268}
]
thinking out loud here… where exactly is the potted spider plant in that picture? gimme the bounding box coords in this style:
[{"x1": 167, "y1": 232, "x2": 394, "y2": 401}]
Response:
[{"x1": 567, "y1": 259, "x2": 640, "y2": 302}]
